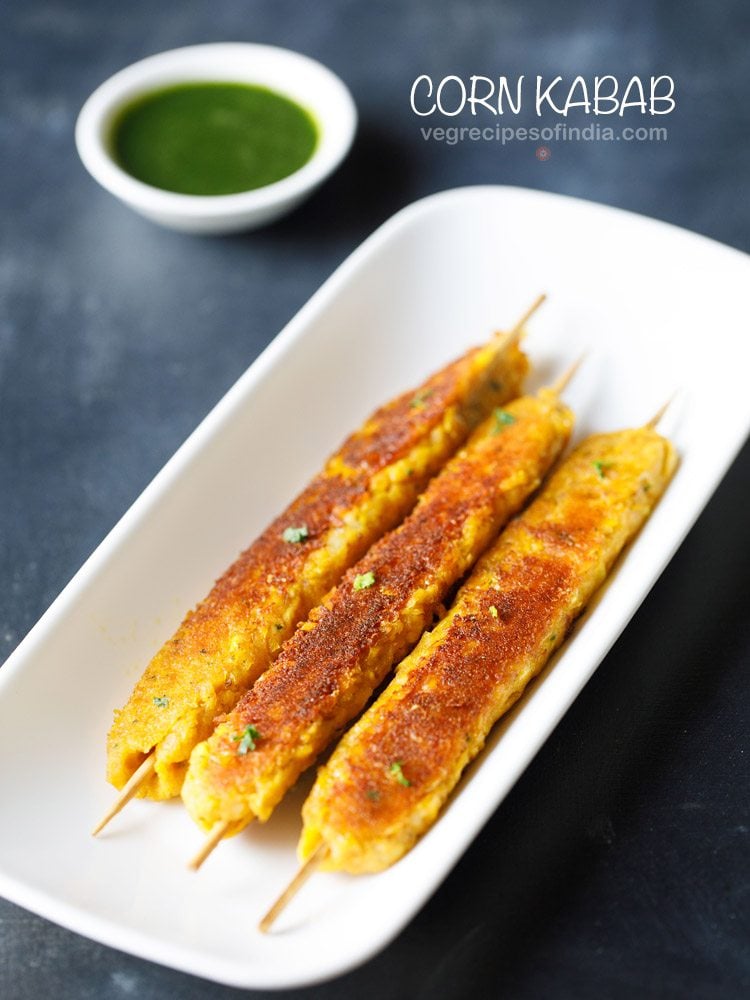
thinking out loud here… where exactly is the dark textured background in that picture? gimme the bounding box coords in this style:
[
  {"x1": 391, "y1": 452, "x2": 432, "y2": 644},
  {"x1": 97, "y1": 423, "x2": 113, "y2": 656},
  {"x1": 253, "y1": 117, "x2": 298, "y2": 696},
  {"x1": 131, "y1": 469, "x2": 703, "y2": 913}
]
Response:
[{"x1": 1, "y1": 2, "x2": 748, "y2": 997}]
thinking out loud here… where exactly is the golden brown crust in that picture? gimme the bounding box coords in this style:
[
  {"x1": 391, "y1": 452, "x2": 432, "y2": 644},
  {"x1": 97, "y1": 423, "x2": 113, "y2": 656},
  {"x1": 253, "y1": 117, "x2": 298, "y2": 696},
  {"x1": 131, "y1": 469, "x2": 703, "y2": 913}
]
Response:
[
  {"x1": 299, "y1": 428, "x2": 678, "y2": 872},
  {"x1": 181, "y1": 390, "x2": 573, "y2": 831},
  {"x1": 107, "y1": 338, "x2": 528, "y2": 798}
]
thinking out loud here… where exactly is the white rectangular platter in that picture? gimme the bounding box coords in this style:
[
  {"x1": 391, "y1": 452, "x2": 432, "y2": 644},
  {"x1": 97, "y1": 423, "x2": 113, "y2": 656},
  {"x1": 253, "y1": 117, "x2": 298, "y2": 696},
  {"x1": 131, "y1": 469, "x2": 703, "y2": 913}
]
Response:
[{"x1": 1, "y1": 186, "x2": 749, "y2": 989}]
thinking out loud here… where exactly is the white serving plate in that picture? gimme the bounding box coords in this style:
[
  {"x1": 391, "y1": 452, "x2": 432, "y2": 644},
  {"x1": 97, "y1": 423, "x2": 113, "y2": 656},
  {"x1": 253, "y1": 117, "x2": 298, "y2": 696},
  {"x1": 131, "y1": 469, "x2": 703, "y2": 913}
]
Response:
[{"x1": 1, "y1": 187, "x2": 749, "y2": 990}]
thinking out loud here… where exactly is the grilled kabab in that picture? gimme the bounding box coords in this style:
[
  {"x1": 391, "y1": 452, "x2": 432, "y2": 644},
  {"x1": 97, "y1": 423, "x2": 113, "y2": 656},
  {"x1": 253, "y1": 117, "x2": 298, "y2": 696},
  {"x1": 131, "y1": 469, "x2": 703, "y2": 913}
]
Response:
[{"x1": 298, "y1": 425, "x2": 677, "y2": 873}]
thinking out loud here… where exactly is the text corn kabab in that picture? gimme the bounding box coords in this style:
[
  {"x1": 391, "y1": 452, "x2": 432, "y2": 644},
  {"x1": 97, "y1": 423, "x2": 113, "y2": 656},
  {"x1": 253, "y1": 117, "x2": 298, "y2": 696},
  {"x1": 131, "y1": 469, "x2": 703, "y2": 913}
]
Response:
[
  {"x1": 98, "y1": 311, "x2": 533, "y2": 827},
  {"x1": 182, "y1": 376, "x2": 576, "y2": 860},
  {"x1": 290, "y1": 420, "x2": 677, "y2": 885}
]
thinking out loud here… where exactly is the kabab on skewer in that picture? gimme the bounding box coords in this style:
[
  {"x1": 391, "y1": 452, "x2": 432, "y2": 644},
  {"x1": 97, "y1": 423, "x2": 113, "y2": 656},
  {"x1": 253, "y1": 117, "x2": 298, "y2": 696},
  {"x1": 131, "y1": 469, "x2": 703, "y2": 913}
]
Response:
[{"x1": 260, "y1": 409, "x2": 677, "y2": 930}]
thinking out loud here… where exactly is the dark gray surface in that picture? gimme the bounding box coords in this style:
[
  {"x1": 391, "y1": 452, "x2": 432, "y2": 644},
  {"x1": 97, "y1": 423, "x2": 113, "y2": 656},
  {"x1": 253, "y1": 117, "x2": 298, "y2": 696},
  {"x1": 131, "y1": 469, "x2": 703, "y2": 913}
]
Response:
[{"x1": 1, "y1": 2, "x2": 749, "y2": 998}]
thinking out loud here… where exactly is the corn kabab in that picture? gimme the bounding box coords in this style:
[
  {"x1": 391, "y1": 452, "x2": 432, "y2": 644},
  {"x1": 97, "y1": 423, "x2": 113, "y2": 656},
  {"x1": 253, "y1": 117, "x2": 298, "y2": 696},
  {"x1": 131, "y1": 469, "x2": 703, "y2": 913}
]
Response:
[
  {"x1": 182, "y1": 386, "x2": 573, "y2": 838},
  {"x1": 298, "y1": 425, "x2": 677, "y2": 874},
  {"x1": 105, "y1": 334, "x2": 529, "y2": 801}
]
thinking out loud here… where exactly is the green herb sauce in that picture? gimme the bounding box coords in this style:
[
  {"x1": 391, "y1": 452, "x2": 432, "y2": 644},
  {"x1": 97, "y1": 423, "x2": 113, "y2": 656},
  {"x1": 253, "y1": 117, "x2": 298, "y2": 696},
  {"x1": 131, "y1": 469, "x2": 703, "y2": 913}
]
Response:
[{"x1": 111, "y1": 82, "x2": 318, "y2": 196}]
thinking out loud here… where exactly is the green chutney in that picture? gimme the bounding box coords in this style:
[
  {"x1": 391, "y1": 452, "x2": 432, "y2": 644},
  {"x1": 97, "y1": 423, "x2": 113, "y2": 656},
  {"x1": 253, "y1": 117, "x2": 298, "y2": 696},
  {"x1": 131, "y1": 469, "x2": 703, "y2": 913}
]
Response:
[{"x1": 111, "y1": 82, "x2": 318, "y2": 196}]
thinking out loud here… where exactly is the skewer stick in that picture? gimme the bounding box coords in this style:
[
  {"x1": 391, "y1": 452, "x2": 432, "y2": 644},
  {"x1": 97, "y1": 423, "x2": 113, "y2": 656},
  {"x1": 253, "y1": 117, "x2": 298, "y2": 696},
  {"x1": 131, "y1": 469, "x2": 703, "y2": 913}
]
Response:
[
  {"x1": 500, "y1": 293, "x2": 546, "y2": 342},
  {"x1": 187, "y1": 820, "x2": 232, "y2": 871},
  {"x1": 91, "y1": 752, "x2": 156, "y2": 836},
  {"x1": 259, "y1": 843, "x2": 330, "y2": 934},
  {"x1": 645, "y1": 396, "x2": 675, "y2": 430},
  {"x1": 546, "y1": 355, "x2": 585, "y2": 397}
]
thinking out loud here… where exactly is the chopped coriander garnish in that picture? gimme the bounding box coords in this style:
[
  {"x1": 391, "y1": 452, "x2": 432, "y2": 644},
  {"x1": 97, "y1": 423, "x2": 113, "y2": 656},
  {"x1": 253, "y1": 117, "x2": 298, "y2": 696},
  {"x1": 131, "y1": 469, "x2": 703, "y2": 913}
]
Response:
[
  {"x1": 643, "y1": 482, "x2": 652, "y2": 492},
  {"x1": 282, "y1": 524, "x2": 309, "y2": 544},
  {"x1": 231, "y1": 724, "x2": 261, "y2": 755},
  {"x1": 410, "y1": 390, "x2": 433, "y2": 409},
  {"x1": 153, "y1": 696, "x2": 169, "y2": 708},
  {"x1": 366, "y1": 789, "x2": 381, "y2": 802},
  {"x1": 548, "y1": 633, "x2": 558, "y2": 643},
  {"x1": 492, "y1": 408, "x2": 516, "y2": 434},
  {"x1": 389, "y1": 761, "x2": 411, "y2": 787},
  {"x1": 489, "y1": 605, "x2": 498, "y2": 619},
  {"x1": 593, "y1": 460, "x2": 613, "y2": 479},
  {"x1": 353, "y1": 571, "x2": 376, "y2": 591}
]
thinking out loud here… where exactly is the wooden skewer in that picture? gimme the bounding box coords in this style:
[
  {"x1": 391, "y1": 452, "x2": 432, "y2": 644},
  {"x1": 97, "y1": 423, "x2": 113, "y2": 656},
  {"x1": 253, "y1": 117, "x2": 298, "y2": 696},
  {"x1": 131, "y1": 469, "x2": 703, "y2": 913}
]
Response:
[
  {"x1": 187, "y1": 820, "x2": 233, "y2": 871},
  {"x1": 547, "y1": 355, "x2": 585, "y2": 397},
  {"x1": 645, "y1": 396, "x2": 675, "y2": 430},
  {"x1": 259, "y1": 843, "x2": 330, "y2": 934},
  {"x1": 501, "y1": 293, "x2": 546, "y2": 342},
  {"x1": 91, "y1": 752, "x2": 156, "y2": 836}
]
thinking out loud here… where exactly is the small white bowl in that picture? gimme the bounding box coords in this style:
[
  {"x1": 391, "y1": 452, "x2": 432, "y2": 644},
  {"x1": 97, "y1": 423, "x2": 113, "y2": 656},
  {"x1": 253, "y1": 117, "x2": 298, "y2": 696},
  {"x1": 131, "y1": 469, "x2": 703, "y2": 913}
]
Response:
[{"x1": 75, "y1": 43, "x2": 357, "y2": 234}]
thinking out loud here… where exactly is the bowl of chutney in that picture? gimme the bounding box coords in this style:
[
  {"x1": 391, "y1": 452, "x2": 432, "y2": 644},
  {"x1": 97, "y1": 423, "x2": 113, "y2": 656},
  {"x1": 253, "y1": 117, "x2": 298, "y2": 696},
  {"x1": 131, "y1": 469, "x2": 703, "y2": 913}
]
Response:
[{"x1": 75, "y1": 44, "x2": 357, "y2": 234}]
